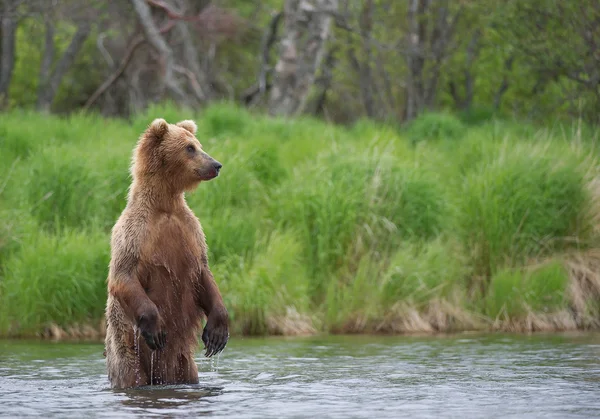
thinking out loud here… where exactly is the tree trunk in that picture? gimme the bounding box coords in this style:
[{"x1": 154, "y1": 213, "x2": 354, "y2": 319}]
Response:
[
  {"x1": 462, "y1": 29, "x2": 480, "y2": 110},
  {"x1": 494, "y1": 55, "x2": 514, "y2": 110},
  {"x1": 175, "y1": 21, "x2": 210, "y2": 103},
  {"x1": 36, "y1": 18, "x2": 55, "y2": 109},
  {"x1": 349, "y1": 0, "x2": 376, "y2": 118},
  {"x1": 404, "y1": 0, "x2": 460, "y2": 120},
  {"x1": 268, "y1": 0, "x2": 338, "y2": 117},
  {"x1": 130, "y1": 0, "x2": 187, "y2": 104},
  {"x1": 404, "y1": 0, "x2": 428, "y2": 121},
  {"x1": 37, "y1": 23, "x2": 91, "y2": 112},
  {"x1": 0, "y1": 4, "x2": 18, "y2": 108},
  {"x1": 310, "y1": 45, "x2": 337, "y2": 116}
]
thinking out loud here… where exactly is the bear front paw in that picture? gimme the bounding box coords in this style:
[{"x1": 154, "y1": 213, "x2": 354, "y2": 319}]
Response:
[
  {"x1": 138, "y1": 312, "x2": 167, "y2": 351},
  {"x1": 202, "y1": 309, "x2": 229, "y2": 357},
  {"x1": 141, "y1": 329, "x2": 167, "y2": 351}
]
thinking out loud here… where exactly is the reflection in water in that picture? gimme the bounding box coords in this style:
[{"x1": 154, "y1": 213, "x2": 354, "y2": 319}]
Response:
[
  {"x1": 117, "y1": 384, "x2": 223, "y2": 412},
  {"x1": 1, "y1": 333, "x2": 600, "y2": 418}
]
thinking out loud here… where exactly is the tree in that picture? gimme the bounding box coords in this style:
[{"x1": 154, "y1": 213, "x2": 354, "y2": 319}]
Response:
[
  {"x1": 497, "y1": 0, "x2": 600, "y2": 122},
  {"x1": 0, "y1": 0, "x2": 20, "y2": 108},
  {"x1": 268, "y1": 0, "x2": 338, "y2": 117},
  {"x1": 403, "y1": 0, "x2": 462, "y2": 120},
  {"x1": 36, "y1": 18, "x2": 92, "y2": 112}
]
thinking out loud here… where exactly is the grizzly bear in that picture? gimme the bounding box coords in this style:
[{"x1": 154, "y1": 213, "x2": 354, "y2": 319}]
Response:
[{"x1": 104, "y1": 118, "x2": 229, "y2": 389}]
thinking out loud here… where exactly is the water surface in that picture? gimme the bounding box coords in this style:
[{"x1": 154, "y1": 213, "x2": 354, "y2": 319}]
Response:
[{"x1": 1, "y1": 333, "x2": 600, "y2": 418}]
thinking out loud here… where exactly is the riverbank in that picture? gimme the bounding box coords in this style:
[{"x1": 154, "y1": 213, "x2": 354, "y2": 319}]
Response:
[{"x1": 1, "y1": 103, "x2": 600, "y2": 339}]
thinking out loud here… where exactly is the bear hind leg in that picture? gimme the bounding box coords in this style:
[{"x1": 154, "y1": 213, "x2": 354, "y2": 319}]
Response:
[
  {"x1": 107, "y1": 352, "x2": 150, "y2": 389},
  {"x1": 176, "y1": 352, "x2": 199, "y2": 385}
]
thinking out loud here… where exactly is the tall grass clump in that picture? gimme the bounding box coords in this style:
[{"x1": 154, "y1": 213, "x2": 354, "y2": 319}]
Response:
[
  {"x1": 26, "y1": 147, "x2": 101, "y2": 231},
  {"x1": 405, "y1": 111, "x2": 467, "y2": 144},
  {"x1": 199, "y1": 101, "x2": 254, "y2": 138},
  {"x1": 325, "y1": 238, "x2": 472, "y2": 333},
  {"x1": 456, "y1": 143, "x2": 593, "y2": 282},
  {"x1": 0, "y1": 226, "x2": 110, "y2": 336},
  {"x1": 215, "y1": 231, "x2": 312, "y2": 336},
  {"x1": 201, "y1": 208, "x2": 260, "y2": 265},
  {"x1": 272, "y1": 142, "x2": 447, "y2": 302},
  {"x1": 484, "y1": 261, "x2": 569, "y2": 319},
  {"x1": 457, "y1": 106, "x2": 496, "y2": 126}
]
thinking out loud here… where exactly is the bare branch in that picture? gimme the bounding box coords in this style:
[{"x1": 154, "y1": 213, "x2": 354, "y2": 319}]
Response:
[
  {"x1": 175, "y1": 20, "x2": 209, "y2": 102},
  {"x1": 241, "y1": 10, "x2": 283, "y2": 107},
  {"x1": 83, "y1": 19, "x2": 178, "y2": 111},
  {"x1": 83, "y1": 35, "x2": 145, "y2": 111},
  {"x1": 37, "y1": 22, "x2": 92, "y2": 111},
  {"x1": 130, "y1": 0, "x2": 187, "y2": 102}
]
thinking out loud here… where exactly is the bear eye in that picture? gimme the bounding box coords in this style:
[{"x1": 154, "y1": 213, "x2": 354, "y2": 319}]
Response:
[{"x1": 186, "y1": 145, "x2": 196, "y2": 154}]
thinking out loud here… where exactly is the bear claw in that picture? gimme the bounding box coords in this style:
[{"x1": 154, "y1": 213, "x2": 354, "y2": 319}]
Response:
[
  {"x1": 142, "y1": 329, "x2": 167, "y2": 351},
  {"x1": 202, "y1": 327, "x2": 229, "y2": 357}
]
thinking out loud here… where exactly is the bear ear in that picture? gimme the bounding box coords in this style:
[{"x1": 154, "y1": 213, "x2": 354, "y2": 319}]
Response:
[
  {"x1": 176, "y1": 120, "x2": 197, "y2": 135},
  {"x1": 147, "y1": 118, "x2": 169, "y2": 140}
]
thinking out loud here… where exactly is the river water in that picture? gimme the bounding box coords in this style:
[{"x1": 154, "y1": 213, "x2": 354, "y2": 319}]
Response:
[{"x1": 1, "y1": 332, "x2": 600, "y2": 418}]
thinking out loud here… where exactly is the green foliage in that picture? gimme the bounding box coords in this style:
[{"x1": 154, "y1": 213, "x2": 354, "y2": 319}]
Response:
[
  {"x1": 485, "y1": 261, "x2": 569, "y2": 319},
  {"x1": 456, "y1": 143, "x2": 591, "y2": 277},
  {"x1": 0, "y1": 226, "x2": 109, "y2": 335},
  {"x1": 201, "y1": 102, "x2": 254, "y2": 138},
  {"x1": 457, "y1": 107, "x2": 497, "y2": 126},
  {"x1": 216, "y1": 231, "x2": 311, "y2": 335},
  {"x1": 27, "y1": 147, "x2": 99, "y2": 231},
  {"x1": 7, "y1": 20, "x2": 43, "y2": 109},
  {"x1": 0, "y1": 103, "x2": 598, "y2": 336},
  {"x1": 406, "y1": 112, "x2": 467, "y2": 144},
  {"x1": 201, "y1": 208, "x2": 259, "y2": 264},
  {"x1": 325, "y1": 238, "x2": 468, "y2": 330},
  {"x1": 272, "y1": 145, "x2": 446, "y2": 300},
  {"x1": 8, "y1": 19, "x2": 104, "y2": 112},
  {"x1": 4, "y1": 0, "x2": 600, "y2": 128},
  {"x1": 381, "y1": 239, "x2": 468, "y2": 308}
]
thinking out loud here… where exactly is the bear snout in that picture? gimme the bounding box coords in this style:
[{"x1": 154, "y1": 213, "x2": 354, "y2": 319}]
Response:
[{"x1": 212, "y1": 161, "x2": 223, "y2": 175}]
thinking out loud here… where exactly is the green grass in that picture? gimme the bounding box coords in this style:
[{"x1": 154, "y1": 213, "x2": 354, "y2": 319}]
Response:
[
  {"x1": 405, "y1": 111, "x2": 467, "y2": 144},
  {"x1": 0, "y1": 103, "x2": 599, "y2": 337},
  {"x1": 0, "y1": 226, "x2": 109, "y2": 335},
  {"x1": 484, "y1": 260, "x2": 569, "y2": 320},
  {"x1": 456, "y1": 142, "x2": 592, "y2": 281}
]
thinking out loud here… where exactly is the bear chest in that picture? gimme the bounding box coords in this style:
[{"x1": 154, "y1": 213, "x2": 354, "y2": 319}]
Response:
[{"x1": 141, "y1": 214, "x2": 202, "y2": 281}]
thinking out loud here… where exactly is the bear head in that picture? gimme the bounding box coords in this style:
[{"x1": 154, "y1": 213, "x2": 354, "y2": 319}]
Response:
[{"x1": 132, "y1": 118, "x2": 222, "y2": 192}]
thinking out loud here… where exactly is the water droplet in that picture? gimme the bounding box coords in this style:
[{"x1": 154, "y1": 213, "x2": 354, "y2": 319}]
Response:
[
  {"x1": 133, "y1": 325, "x2": 140, "y2": 387},
  {"x1": 150, "y1": 350, "x2": 154, "y2": 385}
]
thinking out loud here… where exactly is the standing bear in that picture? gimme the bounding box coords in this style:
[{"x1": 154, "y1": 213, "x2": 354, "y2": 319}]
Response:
[{"x1": 104, "y1": 118, "x2": 229, "y2": 389}]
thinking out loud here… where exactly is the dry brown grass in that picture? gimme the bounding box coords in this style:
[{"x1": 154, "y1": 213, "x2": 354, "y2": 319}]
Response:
[
  {"x1": 266, "y1": 307, "x2": 317, "y2": 336},
  {"x1": 334, "y1": 295, "x2": 483, "y2": 335},
  {"x1": 27, "y1": 247, "x2": 600, "y2": 341},
  {"x1": 39, "y1": 317, "x2": 107, "y2": 341},
  {"x1": 564, "y1": 249, "x2": 600, "y2": 329},
  {"x1": 490, "y1": 310, "x2": 578, "y2": 333}
]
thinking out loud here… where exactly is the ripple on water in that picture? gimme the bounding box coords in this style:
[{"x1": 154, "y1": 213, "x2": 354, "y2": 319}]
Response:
[{"x1": 1, "y1": 333, "x2": 600, "y2": 418}]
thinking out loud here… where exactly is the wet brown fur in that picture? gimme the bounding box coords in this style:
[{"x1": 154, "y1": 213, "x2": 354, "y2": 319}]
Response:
[{"x1": 104, "y1": 118, "x2": 229, "y2": 389}]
